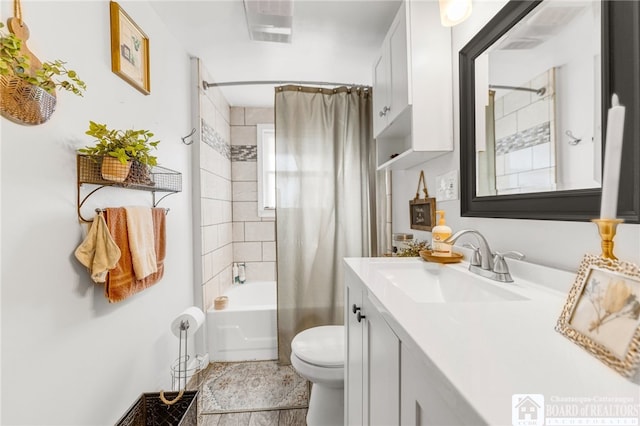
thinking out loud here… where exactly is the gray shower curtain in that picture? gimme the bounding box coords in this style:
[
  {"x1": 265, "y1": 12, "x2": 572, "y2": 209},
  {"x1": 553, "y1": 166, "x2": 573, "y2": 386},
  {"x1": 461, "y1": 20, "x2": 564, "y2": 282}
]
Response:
[{"x1": 275, "y1": 85, "x2": 376, "y2": 365}]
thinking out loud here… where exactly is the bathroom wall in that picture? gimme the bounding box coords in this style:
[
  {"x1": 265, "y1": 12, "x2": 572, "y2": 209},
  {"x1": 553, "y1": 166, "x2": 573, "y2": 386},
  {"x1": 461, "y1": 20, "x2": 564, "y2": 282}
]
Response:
[
  {"x1": 197, "y1": 64, "x2": 234, "y2": 312},
  {"x1": 1, "y1": 1, "x2": 194, "y2": 425},
  {"x1": 392, "y1": 0, "x2": 640, "y2": 272},
  {"x1": 230, "y1": 107, "x2": 277, "y2": 281}
]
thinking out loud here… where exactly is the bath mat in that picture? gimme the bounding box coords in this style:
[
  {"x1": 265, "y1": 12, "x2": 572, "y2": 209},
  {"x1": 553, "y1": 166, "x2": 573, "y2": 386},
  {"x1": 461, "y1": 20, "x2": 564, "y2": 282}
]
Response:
[{"x1": 199, "y1": 361, "x2": 309, "y2": 414}]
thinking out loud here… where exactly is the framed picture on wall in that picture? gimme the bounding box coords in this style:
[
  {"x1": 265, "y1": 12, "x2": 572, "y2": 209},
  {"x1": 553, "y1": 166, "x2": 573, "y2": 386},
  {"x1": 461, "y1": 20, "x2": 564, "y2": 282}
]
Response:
[
  {"x1": 110, "y1": 1, "x2": 150, "y2": 95},
  {"x1": 409, "y1": 198, "x2": 436, "y2": 232},
  {"x1": 556, "y1": 254, "x2": 640, "y2": 377}
]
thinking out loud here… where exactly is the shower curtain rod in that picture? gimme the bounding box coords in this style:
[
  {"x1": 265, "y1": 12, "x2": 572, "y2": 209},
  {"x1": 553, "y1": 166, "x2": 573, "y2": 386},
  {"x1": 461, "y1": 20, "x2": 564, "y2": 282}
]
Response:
[
  {"x1": 489, "y1": 84, "x2": 546, "y2": 96},
  {"x1": 202, "y1": 80, "x2": 365, "y2": 89}
]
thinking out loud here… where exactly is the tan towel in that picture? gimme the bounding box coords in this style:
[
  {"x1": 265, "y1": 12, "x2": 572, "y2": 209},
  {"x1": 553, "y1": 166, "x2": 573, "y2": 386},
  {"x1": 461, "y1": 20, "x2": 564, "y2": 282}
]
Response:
[
  {"x1": 125, "y1": 206, "x2": 158, "y2": 280},
  {"x1": 74, "y1": 212, "x2": 121, "y2": 283},
  {"x1": 105, "y1": 208, "x2": 166, "y2": 303}
]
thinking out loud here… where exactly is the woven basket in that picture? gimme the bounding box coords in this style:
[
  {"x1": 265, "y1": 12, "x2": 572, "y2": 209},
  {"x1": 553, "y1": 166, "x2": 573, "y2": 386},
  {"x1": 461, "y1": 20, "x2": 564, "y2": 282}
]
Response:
[
  {"x1": 126, "y1": 161, "x2": 155, "y2": 186},
  {"x1": 0, "y1": 75, "x2": 57, "y2": 125}
]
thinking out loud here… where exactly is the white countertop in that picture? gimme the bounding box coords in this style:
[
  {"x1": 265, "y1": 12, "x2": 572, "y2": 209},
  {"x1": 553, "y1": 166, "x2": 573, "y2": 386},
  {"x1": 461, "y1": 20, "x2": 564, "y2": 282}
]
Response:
[{"x1": 344, "y1": 257, "x2": 640, "y2": 425}]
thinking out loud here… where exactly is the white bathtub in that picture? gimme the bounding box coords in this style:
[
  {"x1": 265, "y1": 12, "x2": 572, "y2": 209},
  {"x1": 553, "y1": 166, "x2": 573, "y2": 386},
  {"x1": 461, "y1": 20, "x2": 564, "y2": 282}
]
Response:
[{"x1": 207, "y1": 281, "x2": 277, "y2": 362}]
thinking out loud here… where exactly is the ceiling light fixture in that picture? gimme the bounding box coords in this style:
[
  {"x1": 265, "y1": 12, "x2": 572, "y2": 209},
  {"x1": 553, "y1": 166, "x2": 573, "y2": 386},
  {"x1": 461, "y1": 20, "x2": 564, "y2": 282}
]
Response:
[{"x1": 438, "y1": 0, "x2": 472, "y2": 27}]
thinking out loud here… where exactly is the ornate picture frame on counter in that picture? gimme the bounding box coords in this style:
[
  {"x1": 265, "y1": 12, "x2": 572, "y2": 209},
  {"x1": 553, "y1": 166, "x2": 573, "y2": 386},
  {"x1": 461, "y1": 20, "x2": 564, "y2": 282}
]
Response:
[{"x1": 556, "y1": 94, "x2": 640, "y2": 378}]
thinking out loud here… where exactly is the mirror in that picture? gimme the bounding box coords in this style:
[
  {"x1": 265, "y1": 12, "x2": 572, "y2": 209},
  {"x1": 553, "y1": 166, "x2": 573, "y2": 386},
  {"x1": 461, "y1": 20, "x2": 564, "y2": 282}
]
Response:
[{"x1": 460, "y1": 0, "x2": 640, "y2": 222}]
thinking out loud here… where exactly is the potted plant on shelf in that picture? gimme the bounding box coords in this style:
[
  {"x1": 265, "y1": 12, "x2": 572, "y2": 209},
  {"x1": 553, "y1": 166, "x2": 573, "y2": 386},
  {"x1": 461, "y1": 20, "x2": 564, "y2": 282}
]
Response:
[
  {"x1": 0, "y1": 22, "x2": 86, "y2": 124},
  {"x1": 78, "y1": 121, "x2": 160, "y2": 184}
]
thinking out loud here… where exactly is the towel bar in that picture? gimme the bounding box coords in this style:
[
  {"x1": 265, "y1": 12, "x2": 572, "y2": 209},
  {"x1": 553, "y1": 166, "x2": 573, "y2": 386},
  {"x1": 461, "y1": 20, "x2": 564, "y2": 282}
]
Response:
[{"x1": 94, "y1": 208, "x2": 170, "y2": 215}]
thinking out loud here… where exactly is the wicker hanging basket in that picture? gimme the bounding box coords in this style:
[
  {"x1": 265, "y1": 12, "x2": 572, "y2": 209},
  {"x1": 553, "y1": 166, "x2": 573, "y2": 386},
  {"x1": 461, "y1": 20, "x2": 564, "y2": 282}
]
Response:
[{"x1": 0, "y1": 74, "x2": 57, "y2": 125}]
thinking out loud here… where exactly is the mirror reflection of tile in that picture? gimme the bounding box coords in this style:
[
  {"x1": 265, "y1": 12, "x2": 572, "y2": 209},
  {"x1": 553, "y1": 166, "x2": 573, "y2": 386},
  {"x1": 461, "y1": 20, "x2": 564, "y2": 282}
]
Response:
[{"x1": 494, "y1": 69, "x2": 556, "y2": 195}]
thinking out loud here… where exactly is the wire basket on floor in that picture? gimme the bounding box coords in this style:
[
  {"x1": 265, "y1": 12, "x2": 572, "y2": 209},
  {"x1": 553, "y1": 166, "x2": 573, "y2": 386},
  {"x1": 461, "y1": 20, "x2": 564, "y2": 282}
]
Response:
[{"x1": 115, "y1": 390, "x2": 198, "y2": 426}]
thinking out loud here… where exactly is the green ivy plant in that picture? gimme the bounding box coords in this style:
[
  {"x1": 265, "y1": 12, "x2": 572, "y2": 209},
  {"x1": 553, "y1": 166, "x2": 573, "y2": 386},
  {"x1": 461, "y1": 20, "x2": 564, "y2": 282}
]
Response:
[
  {"x1": 0, "y1": 22, "x2": 86, "y2": 96},
  {"x1": 79, "y1": 121, "x2": 160, "y2": 166}
]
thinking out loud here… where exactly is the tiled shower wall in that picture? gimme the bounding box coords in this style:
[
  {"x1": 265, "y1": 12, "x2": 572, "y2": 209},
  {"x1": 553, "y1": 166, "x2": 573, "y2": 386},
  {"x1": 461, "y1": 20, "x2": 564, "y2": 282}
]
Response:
[
  {"x1": 230, "y1": 107, "x2": 277, "y2": 282},
  {"x1": 199, "y1": 64, "x2": 234, "y2": 311}
]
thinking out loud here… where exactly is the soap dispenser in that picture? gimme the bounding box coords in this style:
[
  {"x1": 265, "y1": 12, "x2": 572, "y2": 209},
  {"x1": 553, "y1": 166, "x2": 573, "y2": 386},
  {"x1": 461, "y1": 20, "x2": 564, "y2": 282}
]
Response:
[{"x1": 432, "y1": 210, "x2": 452, "y2": 257}]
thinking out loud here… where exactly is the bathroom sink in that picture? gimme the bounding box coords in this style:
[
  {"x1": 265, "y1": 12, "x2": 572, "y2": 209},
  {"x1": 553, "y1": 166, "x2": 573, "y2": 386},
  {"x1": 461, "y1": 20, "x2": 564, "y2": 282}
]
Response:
[{"x1": 376, "y1": 263, "x2": 528, "y2": 303}]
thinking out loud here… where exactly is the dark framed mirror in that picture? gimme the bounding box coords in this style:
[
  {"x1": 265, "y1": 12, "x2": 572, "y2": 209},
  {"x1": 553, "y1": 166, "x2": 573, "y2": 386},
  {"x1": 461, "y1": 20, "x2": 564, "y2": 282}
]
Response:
[{"x1": 460, "y1": 0, "x2": 640, "y2": 222}]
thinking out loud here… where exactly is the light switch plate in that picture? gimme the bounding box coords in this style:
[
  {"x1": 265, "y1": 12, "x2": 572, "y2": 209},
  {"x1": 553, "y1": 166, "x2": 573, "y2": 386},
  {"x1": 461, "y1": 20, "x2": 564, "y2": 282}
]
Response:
[{"x1": 436, "y1": 170, "x2": 459, "y2": 201}]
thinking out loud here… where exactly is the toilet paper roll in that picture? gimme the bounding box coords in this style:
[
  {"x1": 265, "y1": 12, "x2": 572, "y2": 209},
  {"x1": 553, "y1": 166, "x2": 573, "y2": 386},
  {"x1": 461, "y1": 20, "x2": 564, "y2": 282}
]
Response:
[{"x1": 171, "y1": 306, "x2": 205, "y2": 337}]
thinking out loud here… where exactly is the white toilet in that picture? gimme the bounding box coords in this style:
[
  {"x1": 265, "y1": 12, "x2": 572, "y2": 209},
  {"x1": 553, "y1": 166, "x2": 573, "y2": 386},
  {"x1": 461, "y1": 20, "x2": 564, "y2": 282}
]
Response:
[{"x1": 290, "y1": 325, "x2": 344, "y2": 426}]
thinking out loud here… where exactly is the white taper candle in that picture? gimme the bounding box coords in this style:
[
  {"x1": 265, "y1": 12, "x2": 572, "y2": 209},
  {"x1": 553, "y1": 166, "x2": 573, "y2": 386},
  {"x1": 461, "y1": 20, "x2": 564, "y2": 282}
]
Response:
[{"x1": 600, "y1": 94, "x2": 626, "y2": 219}]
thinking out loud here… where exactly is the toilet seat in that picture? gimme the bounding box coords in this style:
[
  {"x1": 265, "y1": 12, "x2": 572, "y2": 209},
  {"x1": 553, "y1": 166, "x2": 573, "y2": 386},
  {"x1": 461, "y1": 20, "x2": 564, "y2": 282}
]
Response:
[{"x1": 291, "y1": 325, "x2": 344, "y2": 367}]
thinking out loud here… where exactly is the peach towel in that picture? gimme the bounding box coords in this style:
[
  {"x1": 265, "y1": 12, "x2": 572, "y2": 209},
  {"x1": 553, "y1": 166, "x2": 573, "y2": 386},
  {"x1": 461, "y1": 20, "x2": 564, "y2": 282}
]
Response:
[
  {"x1": 125, "y1": 206, "x2": 158, "y2": 280},
  {"x1": 74, "y1": 212, "x2": 121, "y2": 283},
  {"x1": 105, "y1": 208, "x2": 166, "y2": 303}
]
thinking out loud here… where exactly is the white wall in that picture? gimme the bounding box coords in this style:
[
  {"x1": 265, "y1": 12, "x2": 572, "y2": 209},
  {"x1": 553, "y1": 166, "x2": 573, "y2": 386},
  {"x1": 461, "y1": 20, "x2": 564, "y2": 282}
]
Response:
[
  {"x1": 392, "y1": 0, "x2": 640, "y2": 272},
  {"x1": 1, "y1": 1, "x2": 195, "y2": 424}
]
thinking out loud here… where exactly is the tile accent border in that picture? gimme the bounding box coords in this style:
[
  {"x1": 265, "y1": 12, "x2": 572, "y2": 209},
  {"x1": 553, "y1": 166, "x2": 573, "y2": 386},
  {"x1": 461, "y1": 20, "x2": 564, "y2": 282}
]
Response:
[
  {"x1": 231, "y1": 145, "x2": 258, "y2": 162},
  {"x1": 496, "y1": 121, "x2": 550, "y2": 155},
  {"x1": 202, "y1": 118, "x2": 231, "y2": 159}
]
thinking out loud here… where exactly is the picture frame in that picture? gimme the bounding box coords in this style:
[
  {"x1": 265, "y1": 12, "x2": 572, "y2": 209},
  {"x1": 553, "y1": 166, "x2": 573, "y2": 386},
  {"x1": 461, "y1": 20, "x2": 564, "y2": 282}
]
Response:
[
  {"x1": 409, "y1": 198, "x2": 436, "y2": 232},
  {"x1": 556, "y1": 254, "x2": 640, "y2": 377},
  {"x1": 110, "y1": 1, "x2": 150, "y2": 95}
]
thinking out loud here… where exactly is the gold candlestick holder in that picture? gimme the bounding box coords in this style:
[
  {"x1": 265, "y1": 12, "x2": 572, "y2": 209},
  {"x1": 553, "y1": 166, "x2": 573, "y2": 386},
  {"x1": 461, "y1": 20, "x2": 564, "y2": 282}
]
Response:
[{"x1": 591, "y1": 218, "x2": 624, "y2": 260}]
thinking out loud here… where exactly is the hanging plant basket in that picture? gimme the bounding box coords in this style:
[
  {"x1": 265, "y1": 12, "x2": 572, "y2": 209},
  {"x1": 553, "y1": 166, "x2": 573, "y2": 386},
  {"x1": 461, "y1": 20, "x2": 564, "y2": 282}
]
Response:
[{"x1": 0, "y1": 74, "x2": 57, "y2": 125}]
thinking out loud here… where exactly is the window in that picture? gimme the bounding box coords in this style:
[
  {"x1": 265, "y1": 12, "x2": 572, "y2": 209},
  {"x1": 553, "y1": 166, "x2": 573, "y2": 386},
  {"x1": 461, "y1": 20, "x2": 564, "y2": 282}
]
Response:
[{"x1": 257, "y1": 124, "x2": 276, "y2": 217}]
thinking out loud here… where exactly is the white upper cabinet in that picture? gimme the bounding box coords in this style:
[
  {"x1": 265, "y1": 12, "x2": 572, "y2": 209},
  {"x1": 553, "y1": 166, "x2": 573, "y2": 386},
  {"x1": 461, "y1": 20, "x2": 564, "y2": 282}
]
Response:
[{"x1": 373, "y1": 0, "x2": 453, "y2": 170}]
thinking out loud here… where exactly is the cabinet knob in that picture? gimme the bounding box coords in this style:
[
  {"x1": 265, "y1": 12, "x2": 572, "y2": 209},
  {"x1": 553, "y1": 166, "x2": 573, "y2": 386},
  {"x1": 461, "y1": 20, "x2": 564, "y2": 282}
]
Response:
[
  {"x1": 352, "y1": 304, "x2": 361, "y2": 314},
  {"x1": 357, "y1": 312, "x2": 366, "y2": 323}
]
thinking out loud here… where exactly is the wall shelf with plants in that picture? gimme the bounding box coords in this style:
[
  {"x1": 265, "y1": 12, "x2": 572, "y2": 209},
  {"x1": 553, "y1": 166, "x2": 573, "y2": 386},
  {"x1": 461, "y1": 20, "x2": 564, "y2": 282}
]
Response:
[{"x1": 76, "y1": 121, "x2": 182, "y2": 222}]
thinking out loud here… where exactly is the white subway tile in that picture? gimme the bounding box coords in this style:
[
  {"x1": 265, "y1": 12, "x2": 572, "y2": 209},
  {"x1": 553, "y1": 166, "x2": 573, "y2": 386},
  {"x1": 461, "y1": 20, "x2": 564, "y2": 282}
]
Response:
[
  {"x1": 233, "y1": 201, "x2": 260, "y2": 222},
  {"x1": 203, "y1": 225, "x2": 218, "y2": 254},
  {"x1": 231, "y1": 126, "x2": 257, "y2": 146},
  {"x1": 495, "y1": 154, "x2": 505, "y2": 176},
  {"x1": 245, "y1": 222, "x2": 275, "y2": 242},
  {"x1": 221, "y1": 201, "x2": 233, "y2": 223},
  {"x1": 233, "y1": 242, "x2": 263, "y2": 262},
  {"x1": 232, "y1": 162, "x2": 257, "y2": 182},
  {"x1": 245, "y1": 262, "x2": 276, "y2": 281},
  {"x1": 233, "y1": 181, "x2": 257, "y2": 202},
  {"x1": 532, "y1": 142, "x2": 551, "y2": 169},
  {"x1": 517, "y1": 99, "x2": 550, "y2": 131},
  {"x1": 203, "y1": 277, "x2": 220, "y2": 312},
  {"x1": 245, "y1": 108, "x2": 274, "y2": 125},
  {"x1": 496, "y1": 173, "x2": 519, "y2": 191},
  {"x1": 212, "y1": 245, "x2": 233, "y2": 277},
  {"x1": 494, "y1": 97, "x2": 504, "y2": 119},
  {"x1": 218, "y1": 222, "x2": 233, "y2": 247},
  {"x1": 233, "y1": 222, "x2": 245, "y2": 242},
  {"x1": 518, "y1": 167, "x2": 555, "y2": 191},
  {"x1": 503, "y1": 89, "x2": 531, "y2": 116},
  {"x1": 262, "y1": 241, "x2": 277, "y2": 262},
  {"x1": 230, "y1": 107, "x2": 245, "y2": 126},
  {"x1": 495, "y1": 113, "x2": 517, "y2": 140},
  {"x1": 505, "y1": 148, "x2": 532, "y2": 173}
]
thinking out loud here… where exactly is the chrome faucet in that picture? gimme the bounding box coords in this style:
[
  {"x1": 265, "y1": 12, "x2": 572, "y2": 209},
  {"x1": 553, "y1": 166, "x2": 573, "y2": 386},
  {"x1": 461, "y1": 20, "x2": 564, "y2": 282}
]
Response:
[{"x1": 444, "y1": 229, "x2": 524, "y2": 283}]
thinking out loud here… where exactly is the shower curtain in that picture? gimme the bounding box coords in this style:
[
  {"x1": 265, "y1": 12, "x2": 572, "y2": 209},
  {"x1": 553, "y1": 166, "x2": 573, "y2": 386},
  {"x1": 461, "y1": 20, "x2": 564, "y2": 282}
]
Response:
[{"x1": 275, "y1": 85, "x2": 376, "y2": 364}]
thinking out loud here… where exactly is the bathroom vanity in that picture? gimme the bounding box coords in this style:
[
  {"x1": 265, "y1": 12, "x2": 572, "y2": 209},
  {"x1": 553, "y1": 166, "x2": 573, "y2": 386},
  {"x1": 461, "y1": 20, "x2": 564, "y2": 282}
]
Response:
[{"x1": 344, "y1": 257, "x2": 640, "y2": 425}]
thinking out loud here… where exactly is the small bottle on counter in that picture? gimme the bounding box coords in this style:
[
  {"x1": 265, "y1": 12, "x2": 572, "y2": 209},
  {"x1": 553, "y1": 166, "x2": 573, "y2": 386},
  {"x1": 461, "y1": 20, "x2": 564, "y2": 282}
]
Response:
[
  {"x1": 431, "y1": 210, "x2": 452, "y2": 257},
  {"x1": 233, "y1": 262, "x2": 239, "y2": 283},
  {"x1": 238, "y1": 262, "x2": 246, "y2": 284}
]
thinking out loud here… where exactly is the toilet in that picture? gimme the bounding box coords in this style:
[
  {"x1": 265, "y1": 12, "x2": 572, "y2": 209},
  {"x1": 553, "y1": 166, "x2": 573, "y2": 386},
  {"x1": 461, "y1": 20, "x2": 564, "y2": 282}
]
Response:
[{"x1": 290, "y1": 325, "x2": 344, "y2": 426}]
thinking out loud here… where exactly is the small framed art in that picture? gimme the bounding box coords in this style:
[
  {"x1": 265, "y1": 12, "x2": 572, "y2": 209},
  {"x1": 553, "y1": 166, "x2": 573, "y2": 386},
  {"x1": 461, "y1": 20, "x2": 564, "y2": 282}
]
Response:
[
  {"x1": 556, "y1": 254, "x2": 640, "y2": 377},
  {"x1": 110, "y1": 1, "x2": 150, "y2": 95}
]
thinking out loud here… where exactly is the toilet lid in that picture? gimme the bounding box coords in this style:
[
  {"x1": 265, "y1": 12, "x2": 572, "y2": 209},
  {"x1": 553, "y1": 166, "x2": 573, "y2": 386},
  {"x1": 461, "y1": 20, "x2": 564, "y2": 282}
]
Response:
[{"x1": 291, "y1": 325, "x2": 344, "y2": 367}]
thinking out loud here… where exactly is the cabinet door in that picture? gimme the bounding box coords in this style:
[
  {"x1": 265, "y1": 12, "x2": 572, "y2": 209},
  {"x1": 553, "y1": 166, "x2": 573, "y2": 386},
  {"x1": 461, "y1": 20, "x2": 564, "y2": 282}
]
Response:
[
  {"x1": 345, "y1": 275, "x2": 364, "y2": 425},
  {"x1": 387, "y1": 3, "x2": 409, "y2": 124},
  {"x1": 400, "y1": 344, "x2": 485, "y2": 425},
  {"x1": 372, "y1": 50, "x2": 390, "y2": 138},
  {"x1": 364, "y1": 295, "x2": 400, "y2": 426}
]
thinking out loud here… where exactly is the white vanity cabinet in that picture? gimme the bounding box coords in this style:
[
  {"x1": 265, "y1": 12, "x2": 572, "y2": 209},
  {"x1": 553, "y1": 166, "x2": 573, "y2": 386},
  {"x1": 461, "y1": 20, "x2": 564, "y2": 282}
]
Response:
[
  {"x1": 373, "y1": 0, "x2": 453, "y2": 170},
  {"x1": 345, "y1": 269, "x2": 400, "y2": 425},
  {"x1": 345, "y1": 264, "x2": 484, "y2": 426}
]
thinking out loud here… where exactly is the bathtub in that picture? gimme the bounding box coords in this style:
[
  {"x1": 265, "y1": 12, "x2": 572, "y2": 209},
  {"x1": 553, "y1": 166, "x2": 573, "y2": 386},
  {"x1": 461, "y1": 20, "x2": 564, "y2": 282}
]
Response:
[{"x1": 207, "y1": 281, "x2": 278, "y2": 362}]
